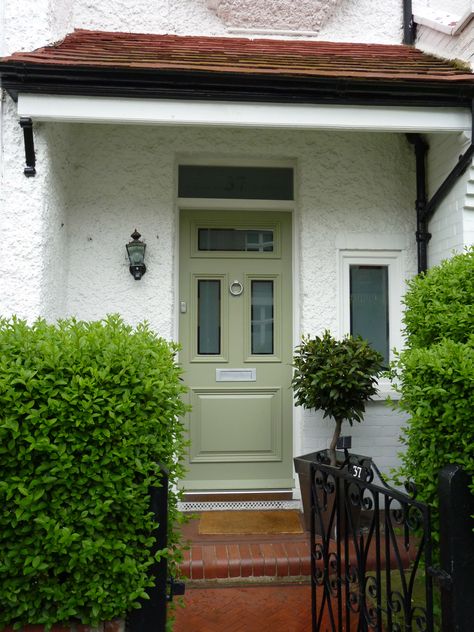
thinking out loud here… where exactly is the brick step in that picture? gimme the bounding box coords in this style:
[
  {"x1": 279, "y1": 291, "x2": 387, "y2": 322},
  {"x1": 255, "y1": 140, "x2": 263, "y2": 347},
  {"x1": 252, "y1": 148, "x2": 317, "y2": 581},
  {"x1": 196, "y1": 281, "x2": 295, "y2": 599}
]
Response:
[
  {"x1": 180, "y1": 540, "x2": 311, "y2": 581},
  {"x1": 179, "y1": 535, "x2": 413, "y2": 582}
]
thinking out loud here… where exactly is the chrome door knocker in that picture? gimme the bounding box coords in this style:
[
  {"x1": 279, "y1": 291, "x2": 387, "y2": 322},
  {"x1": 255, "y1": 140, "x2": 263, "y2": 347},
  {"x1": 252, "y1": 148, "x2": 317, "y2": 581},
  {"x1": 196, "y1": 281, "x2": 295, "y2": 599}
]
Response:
[{"x1": 229, "y1": 280, "x2": 244, "y2": 296}]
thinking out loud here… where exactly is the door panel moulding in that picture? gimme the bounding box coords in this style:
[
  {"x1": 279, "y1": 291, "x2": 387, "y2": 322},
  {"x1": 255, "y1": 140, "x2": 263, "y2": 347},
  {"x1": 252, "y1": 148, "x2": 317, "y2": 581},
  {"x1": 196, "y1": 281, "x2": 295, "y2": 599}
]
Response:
[{"x1": 407, "y1": 101, "x2": 474, "y2": 273}]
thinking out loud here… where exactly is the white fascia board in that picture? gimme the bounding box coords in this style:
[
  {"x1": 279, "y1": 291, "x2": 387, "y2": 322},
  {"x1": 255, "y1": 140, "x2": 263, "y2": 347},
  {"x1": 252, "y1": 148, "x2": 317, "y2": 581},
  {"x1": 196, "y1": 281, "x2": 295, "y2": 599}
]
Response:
[{"x1": 17, "y1": 93, "x2": 471, "y2": 133}]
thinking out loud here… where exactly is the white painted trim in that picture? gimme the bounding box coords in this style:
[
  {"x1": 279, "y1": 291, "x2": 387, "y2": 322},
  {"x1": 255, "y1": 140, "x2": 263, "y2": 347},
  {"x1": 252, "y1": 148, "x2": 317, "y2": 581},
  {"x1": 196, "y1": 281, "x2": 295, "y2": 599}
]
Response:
[
  {"x1": 176, "y1": 163, "x2": 300, "y2": 497},
  {"x1": 335, "y1": 233, "x2": 409, "y2": 251},
  {"x1": 228, "y1": 27, "x2": 322, "y2": 37},
  {"x1": 414, "y1": 4, "x2": 474, "y2": 36},
  {"x1": 177, "y1": 198, "x2": 294, "y2": 211},
  {"x1": 339, "y1": 249, "x2": 403, "y2": 355},
  {"x1": 17, "y1": 94, "x2": 472, "y2": 133},
  {"x1": 338, "y1": 249, "x2": 404, "y2": 399}
]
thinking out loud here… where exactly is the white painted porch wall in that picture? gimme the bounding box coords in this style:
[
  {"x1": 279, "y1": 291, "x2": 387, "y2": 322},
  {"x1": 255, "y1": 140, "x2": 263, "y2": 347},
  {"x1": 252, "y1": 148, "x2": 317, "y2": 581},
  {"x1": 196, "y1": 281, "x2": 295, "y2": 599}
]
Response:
[
  {"x1": 0, "y1": 0, "x2": 471, "y2": 486},
  {"x1": 52, "y1": 123, "x2": 416, "y2": 474},
  {"x1": 426, "y1": 133, "x2": 474, "y2": 267}
]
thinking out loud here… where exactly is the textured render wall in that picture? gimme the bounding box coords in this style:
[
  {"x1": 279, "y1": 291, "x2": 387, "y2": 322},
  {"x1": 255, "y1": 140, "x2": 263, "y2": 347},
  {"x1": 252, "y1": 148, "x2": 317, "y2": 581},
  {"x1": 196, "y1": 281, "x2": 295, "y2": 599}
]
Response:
[
  {"x1": 0, "y1": 0, "x2": 74, "y2": 321},
  {"x1": 62, "y1": 124, "x2": 416, "y2": 471},
  {"x1": 71, "y1": 0, "x2": 402, "y2": 42},
  {"x1": 426, "y1": 132, "x2": 474, "y2": 267},
  {"x1": 39, "y1": 124, "x2": 72, "y2": 322},
  {"x1": 3, "y1": 0, "x2": 73, "y2": 54},
  {"x1": 72, "y1": 0, "x2": 226, "y2": 36},
  {"x1": 0, "y1": 103, "x2": 71, "y2": 320},
  {"x1": 208, "y1": 0, "x2": 342, "y2": 34}
]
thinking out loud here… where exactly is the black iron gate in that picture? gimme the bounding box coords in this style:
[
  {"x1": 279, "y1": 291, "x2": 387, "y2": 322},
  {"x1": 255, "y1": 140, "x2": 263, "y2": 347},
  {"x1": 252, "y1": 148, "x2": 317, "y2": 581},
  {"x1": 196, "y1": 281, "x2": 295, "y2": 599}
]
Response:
[
  {"x1": 127, "y1": 466, "x2": 185, "y2": 632},
  {"x1": 310, "y1": 452, "x2": 434, "y2": 632},
  {"x1": 310, "y1": 453, "x2": 474, "y2": 632}
]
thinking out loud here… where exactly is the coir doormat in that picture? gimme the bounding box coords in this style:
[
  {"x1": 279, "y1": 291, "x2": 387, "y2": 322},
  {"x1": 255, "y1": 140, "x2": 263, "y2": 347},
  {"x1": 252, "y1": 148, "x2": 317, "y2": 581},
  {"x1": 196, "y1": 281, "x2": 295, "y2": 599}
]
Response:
[{"x1": 198, "y1": 509, "x2": 303, "y2": 535}]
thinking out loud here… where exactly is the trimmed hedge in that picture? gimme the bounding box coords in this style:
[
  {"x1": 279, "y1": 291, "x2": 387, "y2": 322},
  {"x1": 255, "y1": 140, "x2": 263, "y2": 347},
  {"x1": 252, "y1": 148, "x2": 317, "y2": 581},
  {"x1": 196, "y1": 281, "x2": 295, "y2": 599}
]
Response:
[
  {"x1": 0, "y1": 316, "x2": 188, "y2": 629},
  {"x1": 391, "y1": 248, "x2": 474, "y2": 541},
  {"x1": 402, "y1": 247, "x2": 474, "y2": 348}
]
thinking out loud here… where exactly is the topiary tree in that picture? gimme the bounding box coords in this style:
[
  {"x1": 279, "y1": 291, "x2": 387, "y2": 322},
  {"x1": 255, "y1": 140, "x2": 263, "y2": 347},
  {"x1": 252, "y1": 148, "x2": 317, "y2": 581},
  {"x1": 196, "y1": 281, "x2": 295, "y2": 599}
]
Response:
[
  {"x1": 0, "y1": 315, "x2": 188, "y2": 629},
  {"x1": 292, "y1": 331, "x2": 384, "y2": 465},
  {"x1": 390, "y1": 247, "x2": 474, "y2": 542}
]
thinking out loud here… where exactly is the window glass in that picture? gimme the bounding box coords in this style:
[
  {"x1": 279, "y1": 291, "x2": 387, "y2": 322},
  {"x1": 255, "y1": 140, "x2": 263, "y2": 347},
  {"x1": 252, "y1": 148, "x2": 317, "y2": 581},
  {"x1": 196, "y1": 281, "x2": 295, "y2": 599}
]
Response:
[
  {"x1": 198, "y1": 228, "x2": 273, "y2": 252},
  {"x1": 198, "y1": 280, "x2": 221, "y2": 355},
  {"x1": 251, "y1": 280, "x2": 274, "y2": 355},
  {"x1": 350, "y1": 265, "x2": 389, "y2": 364},
  {"x1": 179, "y1": 166, "x2": 293, "y2": 200}
]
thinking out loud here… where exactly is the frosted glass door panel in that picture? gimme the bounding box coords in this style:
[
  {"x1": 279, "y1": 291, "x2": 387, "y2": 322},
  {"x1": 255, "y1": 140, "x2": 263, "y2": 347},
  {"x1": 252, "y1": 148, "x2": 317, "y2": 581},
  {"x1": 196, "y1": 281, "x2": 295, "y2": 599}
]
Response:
[
  {"x1": 198, "y1": 280, "x2": 221, "y2": 355},
  {"x1": 251, "y1": 280, "x2": 274, "y2": 355},
  {"x1": 350, "y1": 265, "x2": 389, "y2": 364}
]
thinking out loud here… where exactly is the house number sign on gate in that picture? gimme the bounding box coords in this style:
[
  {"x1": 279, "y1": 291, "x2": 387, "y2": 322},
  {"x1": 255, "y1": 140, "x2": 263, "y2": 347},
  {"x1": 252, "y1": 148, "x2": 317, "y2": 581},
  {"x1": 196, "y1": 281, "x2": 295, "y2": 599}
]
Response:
[{"x1": 350, "y1": 463, "x2": 370, "y2": 482}]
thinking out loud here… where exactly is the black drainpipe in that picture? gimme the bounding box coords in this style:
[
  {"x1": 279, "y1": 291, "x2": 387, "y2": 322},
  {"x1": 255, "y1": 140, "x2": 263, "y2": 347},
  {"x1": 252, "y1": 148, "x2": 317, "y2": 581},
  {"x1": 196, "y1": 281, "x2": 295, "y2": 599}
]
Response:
[
  {"x1": 407, "y1": 101, "x2": 474, "y2": 274},
  {"x1": 403, "y1": 0, "x2": 416, "y2": 45},
  {"x1": 407, "y1": 134, "x2": 430, "y2": 273}
]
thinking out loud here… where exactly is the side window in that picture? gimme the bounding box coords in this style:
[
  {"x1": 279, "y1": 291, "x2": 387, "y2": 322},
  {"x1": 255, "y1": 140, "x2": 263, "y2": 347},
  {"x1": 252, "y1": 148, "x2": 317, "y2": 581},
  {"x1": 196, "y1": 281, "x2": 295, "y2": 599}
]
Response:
[{"x1": 340, "y1": 251, "x2": 403, "y2": 365}]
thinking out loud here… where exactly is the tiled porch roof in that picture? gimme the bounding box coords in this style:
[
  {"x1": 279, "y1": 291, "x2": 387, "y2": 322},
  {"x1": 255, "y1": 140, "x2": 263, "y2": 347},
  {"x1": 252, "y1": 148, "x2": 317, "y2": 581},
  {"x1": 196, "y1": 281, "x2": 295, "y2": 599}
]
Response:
[{"x1": 2, "y1": 29, "x2": 474, "y2": 83}]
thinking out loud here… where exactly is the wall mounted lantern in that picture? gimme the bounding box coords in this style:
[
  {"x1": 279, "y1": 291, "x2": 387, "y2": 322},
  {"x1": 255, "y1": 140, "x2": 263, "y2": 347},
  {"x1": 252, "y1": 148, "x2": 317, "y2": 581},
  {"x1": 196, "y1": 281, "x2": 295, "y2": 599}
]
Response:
[{"x1": 126, "y1": 229, "x2": 147, "y2": 280}]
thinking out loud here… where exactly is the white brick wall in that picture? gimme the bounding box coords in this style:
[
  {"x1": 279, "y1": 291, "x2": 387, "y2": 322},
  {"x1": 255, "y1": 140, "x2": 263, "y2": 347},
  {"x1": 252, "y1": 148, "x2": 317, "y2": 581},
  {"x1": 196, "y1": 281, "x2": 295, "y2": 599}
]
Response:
[{"x1": 426, "y1": 132, "x2": 474, "y2": 267}]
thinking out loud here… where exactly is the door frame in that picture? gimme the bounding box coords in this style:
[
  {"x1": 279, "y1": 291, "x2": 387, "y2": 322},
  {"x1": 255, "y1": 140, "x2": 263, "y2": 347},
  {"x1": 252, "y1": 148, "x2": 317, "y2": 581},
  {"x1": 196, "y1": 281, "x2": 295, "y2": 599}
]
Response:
[{"x1": 174, "y1": 158, "x2": 302, "y2": 493}]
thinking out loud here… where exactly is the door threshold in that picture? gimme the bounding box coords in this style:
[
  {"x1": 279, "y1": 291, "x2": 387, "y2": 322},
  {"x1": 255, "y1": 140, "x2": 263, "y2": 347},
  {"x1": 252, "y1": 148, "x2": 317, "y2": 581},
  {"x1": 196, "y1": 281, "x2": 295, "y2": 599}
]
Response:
[{"x1": 179, "y1": 491, "x2": 300, "y2": 512}]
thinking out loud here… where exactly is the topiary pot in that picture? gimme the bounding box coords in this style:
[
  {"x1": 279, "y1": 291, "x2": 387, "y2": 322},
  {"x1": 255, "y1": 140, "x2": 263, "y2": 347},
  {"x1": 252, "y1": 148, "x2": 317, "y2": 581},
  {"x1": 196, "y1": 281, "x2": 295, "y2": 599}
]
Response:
[{"x1": 295, "y1": 450, "x2": 372, "y2": 536}]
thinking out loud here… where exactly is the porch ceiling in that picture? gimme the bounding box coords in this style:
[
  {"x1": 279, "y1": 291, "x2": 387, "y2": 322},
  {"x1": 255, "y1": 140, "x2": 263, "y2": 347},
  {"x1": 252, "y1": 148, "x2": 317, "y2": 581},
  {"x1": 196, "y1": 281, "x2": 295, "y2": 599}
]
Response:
[{"x1": 1, "y1": 30, "x2": 474, "y2": 107}]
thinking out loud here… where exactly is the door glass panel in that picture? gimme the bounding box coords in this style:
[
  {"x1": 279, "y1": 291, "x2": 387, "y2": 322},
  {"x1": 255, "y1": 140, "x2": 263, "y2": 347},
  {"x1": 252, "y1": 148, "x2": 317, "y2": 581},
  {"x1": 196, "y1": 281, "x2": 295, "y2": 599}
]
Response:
[
  {"x1": 179, "y1": 166, "x2": 294, "y2": 200},
  {"x1": 198, "y1": 228, "x2": 274, "y2": 252},
  {"x1": 251, "y1": 280, "x2": 274, "y2": 355},
  {"x1": 350, "y1": 265, "x2": 389, "y2": 364},
  {"x1": 198, "y1": 280, "x2": 221, "y2": 355}
]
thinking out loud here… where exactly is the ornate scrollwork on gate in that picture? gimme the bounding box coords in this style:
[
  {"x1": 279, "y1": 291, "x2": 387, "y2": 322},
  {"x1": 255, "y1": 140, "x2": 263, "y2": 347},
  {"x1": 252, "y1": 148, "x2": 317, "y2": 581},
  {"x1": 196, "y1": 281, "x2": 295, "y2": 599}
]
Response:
[{"x1": 309, "y1": 453, "x2": 435, "y2": 632}]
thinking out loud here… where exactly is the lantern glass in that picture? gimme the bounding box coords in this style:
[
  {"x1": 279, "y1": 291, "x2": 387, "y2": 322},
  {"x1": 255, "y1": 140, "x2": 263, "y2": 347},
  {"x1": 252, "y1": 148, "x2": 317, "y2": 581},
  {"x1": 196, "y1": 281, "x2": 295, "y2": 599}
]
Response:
[{"x1": 126, "y1": 241, "x2": 146, "y2": 266}]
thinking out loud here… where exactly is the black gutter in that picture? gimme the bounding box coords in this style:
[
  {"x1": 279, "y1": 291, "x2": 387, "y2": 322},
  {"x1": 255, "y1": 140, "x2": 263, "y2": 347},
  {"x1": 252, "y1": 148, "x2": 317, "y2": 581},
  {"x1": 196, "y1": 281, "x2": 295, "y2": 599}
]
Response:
[
  {"x1": 1, "y1": 63, "x2": 474, "y2": 108},
  {"x1": 424, "y1": 103, "x2": 474, "y2": 221},
  {"x1": 403, "y1": 0, "x2": 416, "y2": 45}
]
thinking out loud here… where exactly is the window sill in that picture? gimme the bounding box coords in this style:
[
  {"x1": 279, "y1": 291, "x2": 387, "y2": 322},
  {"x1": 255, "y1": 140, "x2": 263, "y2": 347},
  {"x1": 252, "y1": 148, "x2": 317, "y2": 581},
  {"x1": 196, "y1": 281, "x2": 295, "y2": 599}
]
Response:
[{"x1": 373, "y1": 380, "x2": 401, "y2": 401}]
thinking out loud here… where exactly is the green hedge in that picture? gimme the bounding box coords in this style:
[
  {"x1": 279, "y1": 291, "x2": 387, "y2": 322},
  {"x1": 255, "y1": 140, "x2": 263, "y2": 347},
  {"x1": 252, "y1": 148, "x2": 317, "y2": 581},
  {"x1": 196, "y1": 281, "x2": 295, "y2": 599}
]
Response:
[
  {"x1": 391, "y1": 248, "x2": 474, "y2": 541},
  {"x1": 402, "y1": 247, "x2": 474, "y2": 348},
  {"x1": 0, "y1": 316, "x2": 188, "y2": 629}
]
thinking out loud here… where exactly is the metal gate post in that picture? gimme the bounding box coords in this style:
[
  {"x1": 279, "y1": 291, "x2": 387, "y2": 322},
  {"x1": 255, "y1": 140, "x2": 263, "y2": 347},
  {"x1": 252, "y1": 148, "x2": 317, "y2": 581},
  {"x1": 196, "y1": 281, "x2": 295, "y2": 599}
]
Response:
[
  {"x1": 128, "y1": 467, "x2": 169, "y2": 632},
  {"x1": 438, "y1": 465, "x2": 474, "y2": 632}
]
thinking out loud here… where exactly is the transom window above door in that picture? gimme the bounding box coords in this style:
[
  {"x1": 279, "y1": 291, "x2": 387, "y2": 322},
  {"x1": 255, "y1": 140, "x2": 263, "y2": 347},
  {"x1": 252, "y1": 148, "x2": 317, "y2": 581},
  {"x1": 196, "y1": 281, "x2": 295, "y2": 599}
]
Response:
[{"x1": 178, "y1": 165, "x2": 294, "y2": 200}]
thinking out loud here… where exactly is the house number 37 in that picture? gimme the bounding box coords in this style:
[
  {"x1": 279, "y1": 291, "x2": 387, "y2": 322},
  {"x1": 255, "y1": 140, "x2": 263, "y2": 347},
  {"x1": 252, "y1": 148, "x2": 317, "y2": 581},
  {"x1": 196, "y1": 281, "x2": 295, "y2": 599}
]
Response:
[{"x1": 352, "y1": 465, "x2": 363, "y2": 479}]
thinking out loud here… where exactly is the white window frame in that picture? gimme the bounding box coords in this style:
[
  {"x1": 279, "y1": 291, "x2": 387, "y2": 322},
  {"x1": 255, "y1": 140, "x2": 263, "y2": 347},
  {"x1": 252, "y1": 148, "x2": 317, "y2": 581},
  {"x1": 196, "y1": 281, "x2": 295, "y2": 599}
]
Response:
[{"x1": 339, "y1": 249, "x2": 404, "y2": 397}]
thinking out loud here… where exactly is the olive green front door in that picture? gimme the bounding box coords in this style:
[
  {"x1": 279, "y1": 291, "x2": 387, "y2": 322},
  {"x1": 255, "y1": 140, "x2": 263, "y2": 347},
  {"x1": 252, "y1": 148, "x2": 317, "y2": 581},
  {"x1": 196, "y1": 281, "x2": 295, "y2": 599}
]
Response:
[{"x1": 179, "y1": 210, "x2": 293, "y2": 491}]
